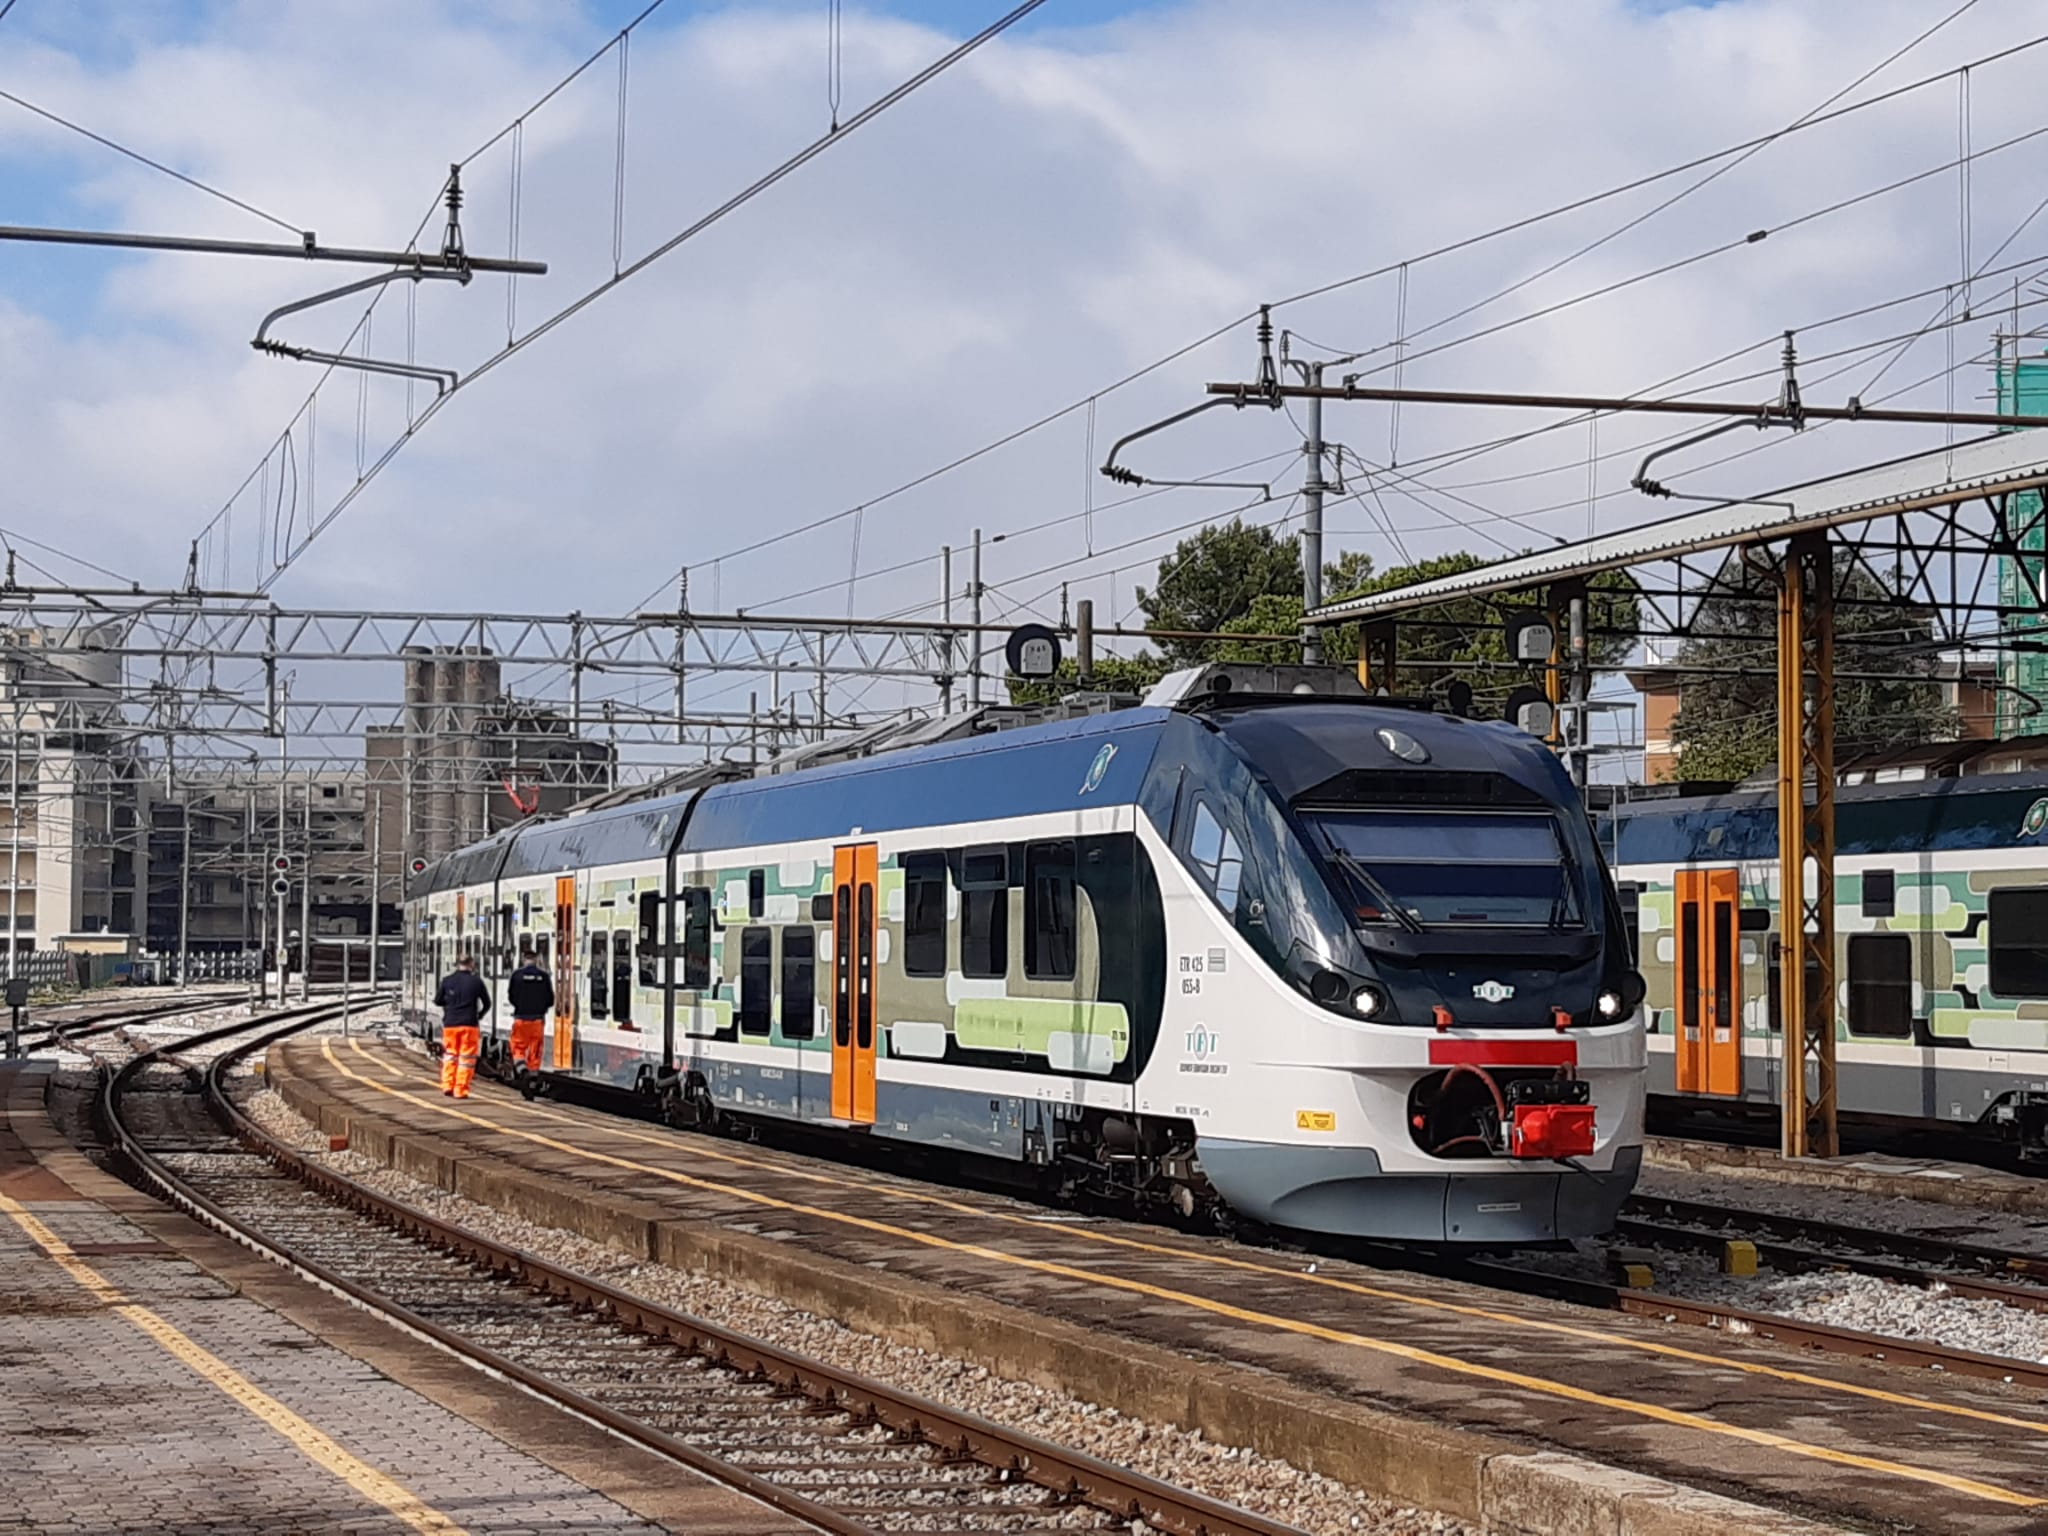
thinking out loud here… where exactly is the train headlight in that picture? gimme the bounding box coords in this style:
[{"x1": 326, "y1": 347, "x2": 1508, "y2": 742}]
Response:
[
  {"x1": 1596, "y1": 989, "x2": 1624, "y2": 1020},
  {"x1": 1352, "y1": 984, "x2": 1384, "y2": 1018}
]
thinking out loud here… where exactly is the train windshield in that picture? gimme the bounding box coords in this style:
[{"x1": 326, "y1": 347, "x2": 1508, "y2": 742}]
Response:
[{"x1": 1302, "y1": 809, "x2": 1581, "y2": 929}]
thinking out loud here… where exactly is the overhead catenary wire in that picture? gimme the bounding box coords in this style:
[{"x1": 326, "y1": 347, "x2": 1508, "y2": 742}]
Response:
[
  {"x1": 234, "y1": 0, "x2": 1052, "y2": 596},
  {"x1": 642, "y1": 24, "x2": 2048, "y2": 618},
  {"x1": 0, "y1": 86, "x2": 307, "y2": 237}
]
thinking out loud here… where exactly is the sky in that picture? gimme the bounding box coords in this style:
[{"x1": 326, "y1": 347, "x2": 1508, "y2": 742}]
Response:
[{"x1": 1, "y1": 0, "x2": 2043, "y2": 760}]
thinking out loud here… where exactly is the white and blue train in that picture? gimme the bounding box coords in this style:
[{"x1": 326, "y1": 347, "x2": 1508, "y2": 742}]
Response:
[{"x1": 403, "y1": 665, "x2": 1648, "y2": 1243}]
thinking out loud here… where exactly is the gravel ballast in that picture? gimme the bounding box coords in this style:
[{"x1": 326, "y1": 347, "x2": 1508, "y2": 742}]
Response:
[{"x1": 238, "y1": 1074, "x2": 1474, "y2": 1536}]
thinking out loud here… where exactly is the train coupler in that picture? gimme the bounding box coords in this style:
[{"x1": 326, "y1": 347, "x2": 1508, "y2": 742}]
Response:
[{"x1": 1505, "y1": 1077, "x2": 1594, "y2": 1159}]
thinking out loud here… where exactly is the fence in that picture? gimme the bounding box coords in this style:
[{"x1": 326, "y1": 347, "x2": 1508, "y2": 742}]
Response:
[{"x1": 139, "y1": 949, "x2": 266, "y2": 985}]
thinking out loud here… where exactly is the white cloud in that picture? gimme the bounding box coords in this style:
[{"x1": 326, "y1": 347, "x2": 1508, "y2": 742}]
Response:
[{"x1": 1, "y1": 0, "x2": 2039, "y2": 742}]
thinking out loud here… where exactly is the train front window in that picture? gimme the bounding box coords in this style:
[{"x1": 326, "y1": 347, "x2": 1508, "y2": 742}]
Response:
[{"x1": 1303, "y1": 809, "x2": 1580, "y2": 929}]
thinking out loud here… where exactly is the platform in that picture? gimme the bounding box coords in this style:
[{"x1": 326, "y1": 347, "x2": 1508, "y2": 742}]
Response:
[
  {"x1": 272, "y1": 1037, "x2": 2048, "y2": 1536},
  {"x1": 1, "y1": 1059, "x2": 806, "y2": 1536}
]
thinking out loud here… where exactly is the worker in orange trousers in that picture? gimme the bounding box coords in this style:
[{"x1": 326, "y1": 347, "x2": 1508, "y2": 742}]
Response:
[
  {"x1": 432, "y1": 953, "x2": 490, "y2": 1099},
  {"x1": 505, "y1": 941, "x2": 555, "y2": 1076}
]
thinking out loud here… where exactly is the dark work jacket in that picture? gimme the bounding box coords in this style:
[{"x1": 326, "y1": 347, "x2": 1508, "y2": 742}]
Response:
[
  {"x1": 507, "y1": 963, "x2": 555, "y2": 1021},
  {"x1": 433, "y1": 970, "x2": 491, "y2": 1027}
]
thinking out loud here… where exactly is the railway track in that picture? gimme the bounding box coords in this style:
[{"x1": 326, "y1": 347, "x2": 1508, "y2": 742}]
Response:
[
  {"x1": 100, "y1": 1005, "x2": 1312, "y2": 1536},
  {"x1": 15, "y1": 989, "x2": 244, "y2": 1055},
  {"x1": 1622, "y1": 1192, "x2": 2048, "y2": 1286},
  {"x1": 426, "y1": 1033, "x2": 2048, "y2": 1398}
]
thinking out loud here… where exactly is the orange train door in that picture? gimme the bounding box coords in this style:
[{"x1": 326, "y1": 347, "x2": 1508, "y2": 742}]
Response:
[
  {"x1": 831, "y1": 844, "x2": 879, "y2": 1124},
  {"x1": 552, "y1": 875, "x2": 578, "y2": 1071},
  {"x1": 1675, "y1": 869, "x2": 1743, "y2": 1096}
]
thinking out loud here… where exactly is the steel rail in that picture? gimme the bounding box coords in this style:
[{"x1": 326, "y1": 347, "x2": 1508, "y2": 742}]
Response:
[
  {"x1": 1625, "y1": 1193, "x2": 2048, "y2": 1284},
  {"x1": 17, "y1": 990, "x2": 247, "y2": 1055},
  {"x1": 1331, "y1": 1237, "x2": 2048, "y2": 1392},
  {"x1": 1615, "y1": 1216, "x2": 2048, "y2": 1317},
  {"x1": 103, "y1": 1008, "x2": 1309, "y2": 1536}
]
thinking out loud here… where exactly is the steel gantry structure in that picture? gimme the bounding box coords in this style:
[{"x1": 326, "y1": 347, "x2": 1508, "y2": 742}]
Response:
[{"x1": 1299, "y1": 428, "x2": 2048, "y2": 1158}]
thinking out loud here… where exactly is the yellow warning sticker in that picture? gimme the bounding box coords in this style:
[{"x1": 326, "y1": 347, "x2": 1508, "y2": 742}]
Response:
[{"x1": 1295, "y1": 1110, "x2": 1337, "y2": 1132}]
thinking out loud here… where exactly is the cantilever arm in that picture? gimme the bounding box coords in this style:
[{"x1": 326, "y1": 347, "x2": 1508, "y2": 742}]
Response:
[
  {"x1": 251, "y1": 266, "x2": 469, "y2": 396},
  {"x1": 1099, "y1": 396, "x2": 1271, "y2": 497}
]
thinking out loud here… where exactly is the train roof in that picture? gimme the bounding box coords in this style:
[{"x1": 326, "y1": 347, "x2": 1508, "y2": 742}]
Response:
[
  {"x1": 1601, "y1": 766, "x2": 2048, "y2": 863},
  {"x1": 681, "y1": 706, "x2": 1171, "y2": 852},
  {"x1": 408, "y1": 664, "x2": 1585, "y2": 890}
]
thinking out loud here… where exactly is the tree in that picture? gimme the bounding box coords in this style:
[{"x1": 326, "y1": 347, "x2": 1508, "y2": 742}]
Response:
[
  {"x1": 1006, "y1": 653, "x2": 1170, "y2": 707},
  {"x1": 1133, "y1": 521, "x2": 1330, "y2": 664},
  {"x1": 1215, "y1": 552, "x2": 1641, "y2": 715},
  {"x1": 1669, "y1": 555, "x2": 1955, "y2": 783},
  {"x1": 1010, "y1": 533, "x2": 1642, "y2": 721}
]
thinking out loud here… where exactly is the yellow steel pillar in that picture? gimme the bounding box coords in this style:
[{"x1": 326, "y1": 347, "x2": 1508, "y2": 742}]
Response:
[
  {"x1": 1544, "y1": 592, "x2": 1565, "y2": 747},
  {"x1": 1776, "y1": 532, "x2": 1838, "y2": 1158},
  {"x1": 1356, "y1": 620, "x2": 1397, "y2": 694}
]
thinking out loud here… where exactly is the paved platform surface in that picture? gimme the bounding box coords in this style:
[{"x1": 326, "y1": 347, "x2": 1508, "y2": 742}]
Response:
[
  {"x1": 3, "y1": 1059, "x2": 805, "y2": 1536},
  {"x1": 276, "y1": 1036, "x2": 2048, "y2": 1536}
]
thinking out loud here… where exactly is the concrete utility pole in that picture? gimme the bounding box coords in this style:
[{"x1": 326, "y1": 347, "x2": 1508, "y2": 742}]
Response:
[
  {"x1": 969, "y1": 529, "x2": 984, "y2": 708},
  {"x1": 274, "y1": 718, "x2": 288, "y2": 1003},
  {"x1": 369, "y1": 787, "x2": 381, "y2": 988},
  {"x1": 7, "y1": 675, "x2": 20, "y2": 982},
  {"x1": 940, "y1": 545, "x2": 954, "y2": 713},
  {"x1": 298, "y1": 776, "x2": 311, "y2": 1002},
  {"x1": 1301, "y1": 361, "x2": 1326, "y2": 666},
  {"x1": 177, "y1": 809, "x2": 191, "y2": 989},
  {"x1": 243, "y1": 790, "x2": 256, "y2": 1000}
]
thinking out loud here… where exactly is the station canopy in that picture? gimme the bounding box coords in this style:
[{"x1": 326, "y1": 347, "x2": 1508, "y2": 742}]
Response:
[{"x1": 1304, "y1": 427, "x2": 2048, "y2": 624}]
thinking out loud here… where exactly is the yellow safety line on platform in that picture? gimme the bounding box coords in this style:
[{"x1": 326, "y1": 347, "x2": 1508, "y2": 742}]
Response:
[
  {"x1": 326, "y1": 1039, "x2": 2043, "y2": 1506},
  {"x1": 354, "y1": 1041, "x2": 2048, "y2": 1440},
  {"x1": 0, "y1": 1190, "x2": 469, "y2": 1536}
]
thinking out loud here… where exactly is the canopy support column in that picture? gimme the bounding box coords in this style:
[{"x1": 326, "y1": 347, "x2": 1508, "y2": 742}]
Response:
[
  {"x1": 1356, "y1": 620, "x2": 1397, "y2": 695},
  {"x1": 1777, "y1": 531, "x2": 1838, "y2": 1158}
]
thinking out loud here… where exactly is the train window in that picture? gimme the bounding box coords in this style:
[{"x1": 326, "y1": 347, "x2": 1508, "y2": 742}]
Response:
[
  {"x1": 739, "y1": 927, "x2": 773, "y2": 1035},
  {"x1": 589, "y1": 932, "x2": 610, "y2": 1020},
  {"x1": 1711, "y1": 900, "x2": 1733, "y2": 1035},
  {"x1": 902, "y1": 852, "x2": 947, "y2": 977},
  {"x1": 613, "y1": 930, "x2": 635, "y2": 1028},
  {"x1": 748, "y1": 869, "x2": 765, "y2": 919},
  {"x1": 858, "y1": 884, "x2": 875, "y2": 1050},
  {"x1": 1025, "y1": 841, "x2": 1077, "y2": 982},
  {"x1": 781, "y1": 927, "x2": 816, "y2": 1039},
  {"x1": 638, "y1": 892, "x2": 662, "y2": 986},
  {"x1": 1766, "y1": 935, "x2": 1782, "y2": 1033},
  {"x1": 959, "y1": 846, "x2": 1008, "y2": 980},
  {"x1": 1847, "y1": 933, "x2": 1913, "y2": 1038},
  {"x1": 1616, "y1": 882, "x2": 1640, "y2": 965},
  {"x1": 681, "y1": 887, "x2": 712, "y2": 989},
  {"x1": 1677, "y1": 901, "x2": 1699, "y2": 1039},
  {"x1": 1989, "y1": 887, "x2": 2048, "y2": 996},
  {"x1": 1862, "y1": 868, "x2": 1896, "y2": 919},
  {"x1": 1739, "y1": 905, "x2": 1771, "y2": 932},
  {"x1": 1188, "y1": 801, "x2": 1244, "y2": 915}
]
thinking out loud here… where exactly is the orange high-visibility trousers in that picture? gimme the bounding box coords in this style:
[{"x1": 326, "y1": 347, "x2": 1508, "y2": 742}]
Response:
[
  {"x1": 509, "y1": 1016, "x2": 545, "y2": 1073},
  {"x1": 440, "y1": 1025, "x2": 480, "y2": 1098}
]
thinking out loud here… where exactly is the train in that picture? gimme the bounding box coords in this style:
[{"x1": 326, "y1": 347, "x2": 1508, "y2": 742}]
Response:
[
  {"x1": 1604, "y1": 758, "x2": 2048, "y2": 1159},
  {"x1": 403, "y1": 663, "x2": 1648, "y2": 1244}
]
